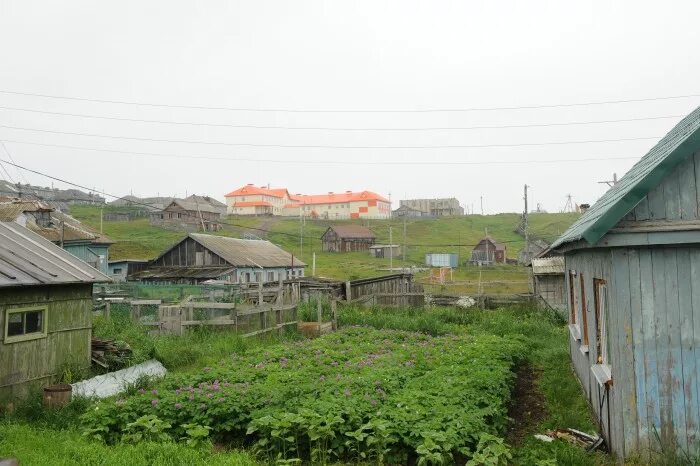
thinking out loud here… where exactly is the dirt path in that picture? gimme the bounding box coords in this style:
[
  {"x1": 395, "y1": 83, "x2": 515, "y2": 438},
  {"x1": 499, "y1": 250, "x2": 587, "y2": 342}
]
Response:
[{"x1": 507, "y1": 364, "x2": 548, "y2": 447}]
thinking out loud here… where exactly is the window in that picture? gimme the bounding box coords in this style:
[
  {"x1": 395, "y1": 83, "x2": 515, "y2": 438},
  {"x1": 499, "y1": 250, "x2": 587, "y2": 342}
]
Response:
[
  {"x1": 5, "y1": 307, "x2": 47, "y2": 343},
  {"x1": 568, "y1": 270, "x2": 578, "y2": 325},
  {"x1": 580, "y1": 273, "x2": 589, "y2": 347},
  {"x1": 594, "y1": 279, "x2": 608, "y2": 365},
  {"x1": 113, "y1": 267, "x2": 123, "y2": 274},
  {"x1": 267, "y1": 272, "x2": 275, "y2": 282}
]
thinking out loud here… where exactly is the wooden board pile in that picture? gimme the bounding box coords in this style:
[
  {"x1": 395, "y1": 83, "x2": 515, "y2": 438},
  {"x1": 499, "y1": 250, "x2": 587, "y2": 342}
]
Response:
[{"x1": 91, "y1": 337, "x2": 133, "y2": 370}]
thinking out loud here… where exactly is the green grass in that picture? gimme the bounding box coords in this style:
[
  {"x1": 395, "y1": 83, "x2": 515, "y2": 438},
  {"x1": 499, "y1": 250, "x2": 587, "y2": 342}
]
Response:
[{"x1": 0, "y1": 423, "x2": 258, "y2": 466}]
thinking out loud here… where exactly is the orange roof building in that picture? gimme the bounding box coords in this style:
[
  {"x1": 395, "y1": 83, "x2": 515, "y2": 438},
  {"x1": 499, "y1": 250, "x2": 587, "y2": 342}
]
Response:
[{"x1": 224, "y1": 184, "x2": 391, "y2": 219}]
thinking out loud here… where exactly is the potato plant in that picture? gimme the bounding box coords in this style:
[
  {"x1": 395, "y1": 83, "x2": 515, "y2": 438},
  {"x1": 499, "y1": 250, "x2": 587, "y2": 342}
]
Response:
[{"x1": 83, "y1": 327, "x2": 525, "y2": 464}]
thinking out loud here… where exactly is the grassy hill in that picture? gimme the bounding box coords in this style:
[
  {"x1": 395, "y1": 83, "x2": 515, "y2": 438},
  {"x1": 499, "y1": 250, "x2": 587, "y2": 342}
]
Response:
[{"x1": 70, "y1": 205, "x2": 579, "y2": 295}]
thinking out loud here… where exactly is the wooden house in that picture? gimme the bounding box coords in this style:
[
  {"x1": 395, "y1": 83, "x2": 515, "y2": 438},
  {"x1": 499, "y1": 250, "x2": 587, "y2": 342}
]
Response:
[
  {"x1": 0, "y1": 221, "x2": 110, "y2": 400},
  {"x1": 321, "y1": 225, "x2": 376, "y2": 252},
  {"x1": 107, "y1": 259, "x2": 149, "y2": 282},
  {"x1": 530, "y1": 256, "x2": 566, "y2": 315},
  {"x1": 131, "y1": 233, "x2": 305, "y2": 284},
  {"x1": 369, "y1": 244, "x2": 401, "y2": 258},
  {"x1": 150, "y1": 198, "x2": 222, "y2": 232},
  {"x1": 0, "y1": 200, "x2": 113, "y2": 274},
  {"x1": 549, "y1": 106, "x2": 700, "y2": 460},
  {"x1": 469, "y1": 236, "x2": 507, "y2": 264}
]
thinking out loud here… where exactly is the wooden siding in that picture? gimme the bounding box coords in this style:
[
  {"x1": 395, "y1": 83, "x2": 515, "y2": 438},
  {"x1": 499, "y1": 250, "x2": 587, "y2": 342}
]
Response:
[
  {"x1": 0, "y1": 284, "x2": 93, "y2": 400},
  {"x1": 151, "y1": 237, "x2": 229, "y2": 267},
  {"x1": 534, "y1": 274, "x2": 566, "y2": 316},
  {"x1": 566, "y1": 246, "x2": 700, "y2": 459},
  {"x1": 626, "y1": 151, "x2": 700, "y2": 222}
]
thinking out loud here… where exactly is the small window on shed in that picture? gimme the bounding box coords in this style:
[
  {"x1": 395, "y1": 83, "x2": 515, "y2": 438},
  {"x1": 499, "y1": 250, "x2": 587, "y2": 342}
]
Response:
[
  {"x1": 5, "y1": 307, "x2": 47, "y2": 343},
  {"x1": 594, "y1": 279, "x2": 609, "y2": 365},
  {"x1": 580, "y1": 273, "x2": 589, "y2": 347}
]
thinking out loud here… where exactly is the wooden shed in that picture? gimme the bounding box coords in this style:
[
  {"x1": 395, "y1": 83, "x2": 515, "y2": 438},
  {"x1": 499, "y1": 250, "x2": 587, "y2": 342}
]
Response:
[
  {"x1": 530, "y1": 256, "x2": 566, "y2": 315},
  {"x1": 131, "y1": 233, "x2": 305, "y2": 284},
  {"x1": 321, "y1": 225, "x2": 376, "y2": 252},
  {"x1": 469, "y1": 236, "x2": 507, "y2": 264},
  {"x1": 368, "y1": 244, "x2": 401, "y2": 258},
  {"x1": 150, "y1": 198, "x2": 222, "y2": 232},
  {"x1": 0, "y1": 221, "x2": 110, "y2": 401},
  {"x1": 550, "y1": 106, "x2": 700, "y2": 460}
]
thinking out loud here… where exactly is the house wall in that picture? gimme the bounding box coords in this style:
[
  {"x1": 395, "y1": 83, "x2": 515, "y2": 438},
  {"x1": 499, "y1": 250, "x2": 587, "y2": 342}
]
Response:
[
  {"x1": 151, "y1": 237, "x2": 228, "y2": 267},
  {"x1": 226, "y1": 193, "x2": 287, "y2": 215},
  {"x1": 321, "y1": 230, "x2": 375, "y2": 252},
  {"x1": 63, "y1": 242, "x2": 110, "y2": 274},
  {"x1": 235, "y1": 266, "x2": 305, "y2": 283},
  {"x1": 534, "y1": 274, "x2": 566, "y2": 315},
  {"x1": 150, "y1": 205, "x2": 221, "y2": 231},
  {"x1": 565, "y1": 246, "x2": 700, "y2": 459},
  {"x1": 0, "y1": 284, "x2": 93, "y2": 400}
]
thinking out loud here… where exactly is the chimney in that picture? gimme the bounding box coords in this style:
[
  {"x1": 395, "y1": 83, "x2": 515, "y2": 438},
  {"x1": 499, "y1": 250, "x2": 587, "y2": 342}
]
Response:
[{"x1": 579, "y1": 203, "x2": 590, "y2": 213}]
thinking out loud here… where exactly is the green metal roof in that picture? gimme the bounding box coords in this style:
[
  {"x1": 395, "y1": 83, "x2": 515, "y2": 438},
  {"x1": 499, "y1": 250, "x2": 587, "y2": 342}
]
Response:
[{"x1": 551, "y1": 106, "x2": 700, "y2": 250}]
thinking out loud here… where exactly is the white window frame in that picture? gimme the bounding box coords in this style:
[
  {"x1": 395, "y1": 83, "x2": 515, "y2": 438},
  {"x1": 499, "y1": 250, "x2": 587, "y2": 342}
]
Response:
[
  {"x1": 591, "y1": 279, "x2": 612, "y2": 386},
  {"x1": 4, "y1": 306, "x2": 48, "y2": 344},
  {"x1": 568, "y1": 270, "x2": 581, "y2": 340}
]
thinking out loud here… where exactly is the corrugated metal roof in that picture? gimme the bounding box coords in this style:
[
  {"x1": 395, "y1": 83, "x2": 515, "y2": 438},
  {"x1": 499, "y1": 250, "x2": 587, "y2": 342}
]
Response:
[
  {"x1": 531, "y1": 257, "x2": 565, "y2": 275},
  {"x1": 0, "y1": 221, "x2": 111, "y2": 287},
  {"x1": 552, "y1": 106, "x2": 700, "y2": 249},
  {"x1": 130, "y1": 266, "x2": 235, "y2": 280},
  {"x1": 190, "y1": 234, "x2": 306, "y2": 267},
  {"x1": 324, "y1": 225, "x2": 376, "y2": 239}
]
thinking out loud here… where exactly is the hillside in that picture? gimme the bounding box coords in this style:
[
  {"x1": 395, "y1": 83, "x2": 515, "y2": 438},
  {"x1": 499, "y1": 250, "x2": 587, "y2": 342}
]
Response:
[{"x1": 70, "y1": 206, "x2": 579, "y2": 294}]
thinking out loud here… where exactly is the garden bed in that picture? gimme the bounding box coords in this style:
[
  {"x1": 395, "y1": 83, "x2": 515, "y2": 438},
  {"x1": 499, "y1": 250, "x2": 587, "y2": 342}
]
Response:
[{"x1": 83, "y1": 326, "x2": 525, "y2": 464}]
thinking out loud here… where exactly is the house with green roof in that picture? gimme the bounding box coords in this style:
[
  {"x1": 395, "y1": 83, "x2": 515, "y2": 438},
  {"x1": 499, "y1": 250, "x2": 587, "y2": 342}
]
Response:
[{"x1": 549, "y1": 106, "x2": 700, "y2": 460}]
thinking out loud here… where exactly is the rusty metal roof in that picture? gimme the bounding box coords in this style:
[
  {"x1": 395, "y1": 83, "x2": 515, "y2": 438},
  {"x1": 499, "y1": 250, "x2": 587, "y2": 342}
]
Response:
[
  {"x1": 0, "y1": 221, "x2": 111, "y2": 287},
  {"x1": 323, "y1": 225, "x2": 376, "y2": 239},
  {"x1": 189, "y1": 234, "x2": 306, "y2": 267}
]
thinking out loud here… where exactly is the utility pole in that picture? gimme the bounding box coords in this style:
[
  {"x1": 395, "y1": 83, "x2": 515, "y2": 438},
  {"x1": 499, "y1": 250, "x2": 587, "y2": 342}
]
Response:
[
  {"x1": 402, "y1": 216, "x2": 407, "y2": 262},
  {"x1": 299, "y1": 208, "x2": 304, "y2": 259},
  {"x1": 523, "y1": 184, "x2": 530, "y2": 264},
  {"x1": 100, "y1": 207, "x2": 104, "y2": 235},
  {"x1": 389, "y1": 226, "x2": 393, "y2": 271},
  {"x1": 480, "y1": 196, "x2": 484, "y2": 215},
  {"x1": 598, "y1": 173, "x2": 618, "y2": 188}
]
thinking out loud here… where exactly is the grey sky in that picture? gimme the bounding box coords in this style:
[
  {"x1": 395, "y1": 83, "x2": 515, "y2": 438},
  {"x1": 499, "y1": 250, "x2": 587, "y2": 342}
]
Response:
[{"x1": 0, "y1": 0, "x2": 699, "y2": 213}]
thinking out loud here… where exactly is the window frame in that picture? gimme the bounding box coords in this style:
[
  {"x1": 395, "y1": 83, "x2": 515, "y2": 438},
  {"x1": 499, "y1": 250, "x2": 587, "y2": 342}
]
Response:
[
  {"x1": 568, "y1": 270, "x2": 581, "y2": 340},
  {"x1": 591, "y1": 278, "x2": 612, "y2": 386},
  {"x1": 579, "y1": 273, "x2": 590, "y2": 351},
  {"x1": 4, "y1": 306, "x2": 48, "y2": 344}
]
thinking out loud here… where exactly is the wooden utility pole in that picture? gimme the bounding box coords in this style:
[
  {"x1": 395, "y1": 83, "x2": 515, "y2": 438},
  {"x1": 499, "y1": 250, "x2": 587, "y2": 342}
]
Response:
[
  {"x1": 402, "y1": 216, "x2": 407, "y2": 262},
  {"x1": 524, "y1": 184, "x2": 530, "y2": 263},
  {"x1": 100, "y1": 207, "x2": 103, "y2": 234},
  {"x1": 480, "y1": 196, "x2": 484, "y2": 215},
  {"x1": 389, "y1": 226, "x2": 393, "y2": 271}
]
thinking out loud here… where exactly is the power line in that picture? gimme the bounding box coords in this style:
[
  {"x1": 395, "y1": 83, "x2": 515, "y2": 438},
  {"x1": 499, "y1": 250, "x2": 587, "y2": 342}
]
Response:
[
  {"x1": 0, "y1": 124, "x2": 661, "y2": 149},
  {"x1": 0, "y1": 105, "x2": 685, "y2": 131},
  {"x1": 0, "y1": 139, "x2": 640, "y2": 166},
  {"x1": 0, "y1": 89, "x2": 698, "y2": 113},
  {"x1": 0, "y1": 155, "x2": 571, "y2": 248}
]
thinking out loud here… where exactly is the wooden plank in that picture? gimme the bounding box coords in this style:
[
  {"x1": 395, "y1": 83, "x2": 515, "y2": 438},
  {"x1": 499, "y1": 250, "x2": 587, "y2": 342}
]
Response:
[
  {"x1": 662, "y1": 171, "x2": 681, "y2": 221},
  {"x1": 678, "y1": 157, "x2": 698, "y2": 220},
  {"x1": 653, "y1": 249, "x2": 673, "y2": 447},
  {"x1": 188, "y1": 302, "x2": 236, "y2": 309},
  {"x1": 647, "y1": 181, "x2": 666, "y2": 220},
  {"x1": 639, "y1": 249, "x2": 661, "y2": 438},
  {"x1": 129, "y1": 300, "x2": 162, "y2": 306},
  {"x1": 676, "y1": 248, "x2": 698, "y2": 449},
  {"x1": 628, "y1": 249, "x2": 649, "y2": 455},
  {"x1": 692, "y1": 249, "x2": 700, "y2": 451},
  {"x1": 664, "y1": 249, "x2": 687, "y2": 450},
  {"x1": 634, "y1": 197, "x2": 651, "y2": 221}
]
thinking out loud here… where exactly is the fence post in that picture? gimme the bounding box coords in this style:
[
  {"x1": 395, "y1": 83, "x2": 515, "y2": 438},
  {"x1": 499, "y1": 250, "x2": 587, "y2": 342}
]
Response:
[
  {"x1": 331, "y1": 299, "x2": 337, "y2": 331},
  {"x1": 258, "y1": 281, "x2": 263, "y2": 305},
  {"x1": 317, "y1": 298, "x2": 322, "y2": 326},
  {"x1": 104, "y1": 301, "x2": 111, "y2": 319},
  {"x1": 277, "y1": 276, "x2": 284, "y2": 304},
  {"x1": 345, "y1": 281, "x2": 351, "y2": 302}
]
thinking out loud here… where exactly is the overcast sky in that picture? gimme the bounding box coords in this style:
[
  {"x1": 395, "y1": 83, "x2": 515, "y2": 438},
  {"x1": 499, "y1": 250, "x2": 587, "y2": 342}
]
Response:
[{"x1": 0, "y1": 0, "x2": 699, "y2": 213}]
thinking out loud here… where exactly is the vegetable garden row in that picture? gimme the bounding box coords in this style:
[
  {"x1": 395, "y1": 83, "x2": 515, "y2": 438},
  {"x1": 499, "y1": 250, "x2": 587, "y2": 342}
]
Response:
[{"x1": 83, "y1": 326, "x2": 526, "y2": 464}]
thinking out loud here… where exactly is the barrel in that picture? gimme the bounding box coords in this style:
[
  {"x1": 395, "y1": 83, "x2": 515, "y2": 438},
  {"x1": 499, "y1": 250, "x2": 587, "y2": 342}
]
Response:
[{"x1": 43, "y1": 384, "x2": 72, "y2": 408}]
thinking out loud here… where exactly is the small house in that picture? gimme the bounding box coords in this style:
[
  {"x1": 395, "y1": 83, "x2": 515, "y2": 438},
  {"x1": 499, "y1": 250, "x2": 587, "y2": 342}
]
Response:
[
  {"x1": 549, "y1": 106, "x2": 700, "y2": 460},
  {"x1": 369, "y1": 244, "x2": 401, "y2": 258},
  {"x1": 108, "y1": 259, "x2": 149, "y2": 282},
  {"x1": 321, "y1": 225, "x2": 376, "y2": 252},
  {"x1": 425, "y1": 253, "x2": 458, "y2": 268},
  {"x1": 150, "y1": 198, "x2": 223, "y2": 232},
  {"x1": 0, "y1": 221, "x2": 110, "y2": 400},
  {"x1": 392, "y1": 205, "x2": 427, "y2": 218},
  {"x1": 131, "y1": 233, "x2": 305, "y2": 284},
  {"x1": 530, "y1": 256, "x2": 566, "y2": 315},
  {"x1": 470, "y1": 236, "x2": 506, "y2": 264},
  {"x1": 0, "y1": 199, "x2": 113, "y2": 273}
]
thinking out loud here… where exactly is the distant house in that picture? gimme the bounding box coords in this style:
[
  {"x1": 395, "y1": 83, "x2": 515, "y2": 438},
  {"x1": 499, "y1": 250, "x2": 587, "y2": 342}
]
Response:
[
  {"x1": 0, "y1": 181, "x2": 105, "y2": 207},
  {"x1": 548, "y1": 106, "x2": 700, "y2": 460},
  {"x1": 0, "y1": 199, "x2": 113, "y2": 273},
  {"x1": 108, "y1": 259, "x2": 149, "y2": 282},
  {"x1": 470, "y1": 236, "x2": 507, "y2": 264},
  {"x1": 150, "y1": 198, "x2": 223, "y2": 232},
  {"x1": 369, "y1": 244, "x2": 401, "y2": 258},
  {"x1": 131, "y1": 233, "x2": 305, "y2": 284},
  {"x1": 399, "y1": 198, "x2": 464, "y2": 217},
  {"x1": 321, "y1": 225, "x2": 376, "y2": 252},
  {"x1": 392, "y1": 205, "x2": 427, "y2": 218},
  {"x1": 0, "y1": 221, "x2": 110, "y2": 400},
  {"x1": 530, "y1": 256, "x2": 566, "y2": 314}
]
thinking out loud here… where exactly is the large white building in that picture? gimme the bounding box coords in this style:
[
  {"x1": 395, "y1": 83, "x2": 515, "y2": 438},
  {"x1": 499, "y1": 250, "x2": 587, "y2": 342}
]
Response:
[{"x1": 224, "y1": 184, "x2": 391, "y2": 219}]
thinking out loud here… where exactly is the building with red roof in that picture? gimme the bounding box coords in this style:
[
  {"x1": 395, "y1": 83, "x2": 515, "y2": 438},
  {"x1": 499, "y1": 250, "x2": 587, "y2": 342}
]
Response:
[{"x1": 225, "y1": 184, "x2": 391, "y2": 219}]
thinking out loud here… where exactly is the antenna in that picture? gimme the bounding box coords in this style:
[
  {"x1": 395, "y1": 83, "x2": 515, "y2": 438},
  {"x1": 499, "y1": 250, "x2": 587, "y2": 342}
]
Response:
[
  {"x1": 598, "y1": 173, "x2": 618, "y2": 188},
  {"x1": 562, "y1": 194, "x2": 575, "y2": 213}
]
